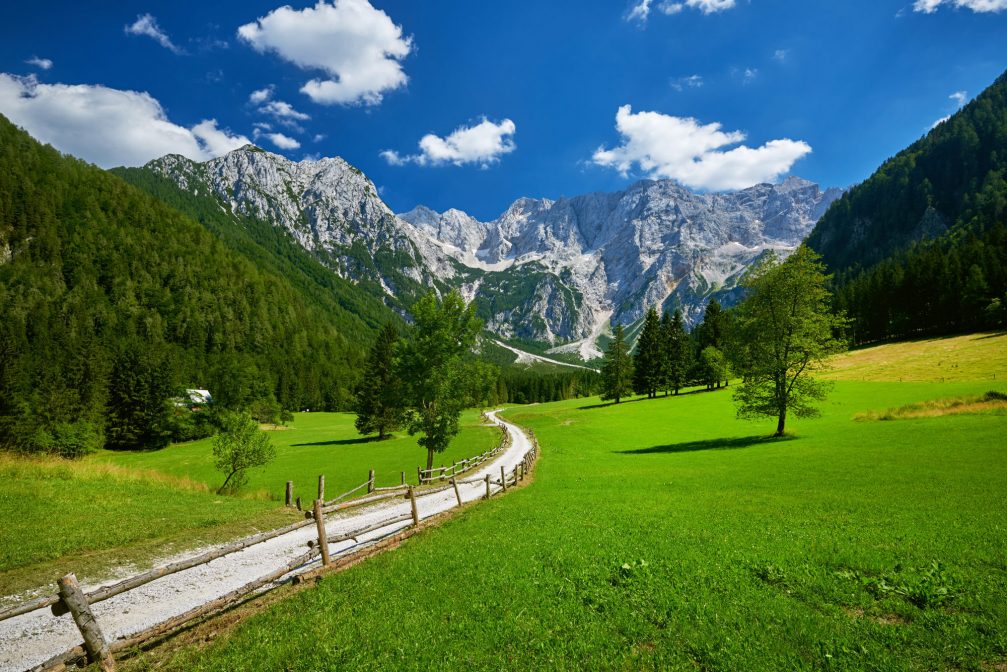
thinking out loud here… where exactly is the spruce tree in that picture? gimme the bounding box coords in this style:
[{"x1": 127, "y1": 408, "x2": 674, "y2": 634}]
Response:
[
  {"x1": 601, "y1": 324, "x2": 634, "y2": 403},
  {"x1": 632, "y1": 307, "x2": 663, "y2": 398},
  {"x1": 666, "y1": 310, "x2": 691, "y2": 395},
  {"x1": 353, "y1": 322, "x2": 404, "y2": 440}
]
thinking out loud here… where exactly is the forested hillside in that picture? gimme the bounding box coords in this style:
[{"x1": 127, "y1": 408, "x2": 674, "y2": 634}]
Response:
[
  {"x1": 0, "y1": 115, "x2": 394, "y2": 456},
  {"x1": 807, "y1": 70, "x2": 1007, "y2": 343}
]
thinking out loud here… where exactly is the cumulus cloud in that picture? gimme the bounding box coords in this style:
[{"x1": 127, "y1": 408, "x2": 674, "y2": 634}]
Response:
[
  {"x1": 628, "y1": 0, "x2": 653, "y2": 21},
  {"x1": 382, "y1": 118, "x2": 517, "y2": 168},
  {"x1": 0, "y1": 73, "x2": 248, "y2": 167},
  {"x1": 592, "y1": 105, "x2": 812, "y2": 191},
  {"x1": 25, "y1": 56, "x2": 53, "y2": 70},
  {"x1": 773, "y1": 49, "x2": 789, "y2": 62},
  {"x1": 256, "y1": 130, "x2": 301, "y2": 150},
  {"x1": 913, "y1": 0, "x2": 1007, "y2": 12},
  {"x1": 238, "y1": 0, "x2": 412, "y2": 106},
  {"x1": 249, "y1": 86, "x2": 274, "y2": 104},
  {"x1": 125, "y1": 14, "x2": 184, "y2": 54}
]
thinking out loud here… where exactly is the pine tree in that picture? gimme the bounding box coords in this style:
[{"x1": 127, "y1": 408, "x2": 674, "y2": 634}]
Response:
[
  {"x1": 353, "y1": 323, "x2": 404, "y2": 440},
  {"x1": 632, "y1": 307, "x2": 663, "y2": 398},
  {"x1": 666, "y1": 310, "x2": 691, "y2": 395},
  {"x1": 601, "y1": 324, "x2": 634, "y2": 404}
]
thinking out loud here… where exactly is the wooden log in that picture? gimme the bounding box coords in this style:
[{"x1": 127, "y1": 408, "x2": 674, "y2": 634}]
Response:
[
  {"x1": 408, "y1": 486, "x2": 420, "y2": 526},
  {"x1": 485, "y1": 474, "x2": 491, "y2": 500},
  {"x1": 313, "y1": 499, "x2": 331, "y2": 566},
  {"x1": 57, "y1": 574, "x2": 115, "y2": 672},
  {"x1": 50, "y1": 517, "x2": 316, "y2": 617},
  {"x1": 285, "y1": 480, "x2": 293, "y2": 507},
  {"x1": 317, "y1": 475, "x2": 325, "y2": 501},
  {"x1": 107, "y1": 549, "x2": 318, "y2": 658},
  {"x1": 451, "y1": 478, "x2": 462, "y2": 507},
  {"x1": 309, "y1": 513, "x2": 414, "y2": 547},
  {"x1": 500, "y1": 465, "x2": 507, "y2": 493},
  {"x1": 368, "y1": 469, "x2": 375, "y2": 493}
]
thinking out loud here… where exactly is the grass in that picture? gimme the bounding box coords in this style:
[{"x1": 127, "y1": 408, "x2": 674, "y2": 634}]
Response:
[
  {"x1": 0, "y1": 409, "x2": 499, "y2": 596},
  {"x1": 825, "y1": 331, "x2": 1007, "y2": 382},
  {"x1": 854, "y1": 390, "x2": 1007, "y2": 421},
  {"x1": 0, "y1": 455, "x2": 292, "y2": 598},
  {"x1": 93, "y1": 409, "x2": 499, "y2": 503},
  {"x1": 139, "y1": 378, "x2": 1007, "y2": 671}
]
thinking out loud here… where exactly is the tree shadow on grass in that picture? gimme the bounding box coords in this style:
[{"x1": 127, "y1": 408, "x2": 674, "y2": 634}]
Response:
[
  {"x1": 616, "y1": 434, "x2": 796, "y2": 455},
  {"x1": 292, "y1": 436, "x2": 388, "y2": 447},
  {"x1": 578, "y1": 387, "x2": 724, "y2": 411}
]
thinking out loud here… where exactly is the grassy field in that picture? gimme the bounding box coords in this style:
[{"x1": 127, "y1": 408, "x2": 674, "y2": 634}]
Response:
[
  {"x1": 141, "y1": 354, "x2": 1007, "y2": 669},
  {"x1": 825, "y1": 331, "x2": 1007, "y2": 382},
  {"x1": 0, "y1": 410, "x2": 498, "y2": 597},
  {"x1": 94, "y1": 409, "x2": 500, "y2": 502}
]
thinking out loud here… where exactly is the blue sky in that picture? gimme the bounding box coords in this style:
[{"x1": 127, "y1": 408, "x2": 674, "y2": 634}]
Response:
[{"x1": 1, "y1": 0, "x2": 1006, "y2": 220}]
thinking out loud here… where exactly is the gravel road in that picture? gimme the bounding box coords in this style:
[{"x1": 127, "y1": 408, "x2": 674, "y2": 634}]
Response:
[{"x1": 0, "y1": 410, "x2": 531, "y2": 672}]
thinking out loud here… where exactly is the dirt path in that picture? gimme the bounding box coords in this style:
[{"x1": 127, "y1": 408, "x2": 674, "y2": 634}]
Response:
[{"x1": 0, "y1": 411, "x2": 532, "y2": 672}]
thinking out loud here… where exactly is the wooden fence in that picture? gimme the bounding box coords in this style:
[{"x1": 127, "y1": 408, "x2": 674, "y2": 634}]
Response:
[{"x1": 1, "y1": 434, "x2": 539, "y2": 672}]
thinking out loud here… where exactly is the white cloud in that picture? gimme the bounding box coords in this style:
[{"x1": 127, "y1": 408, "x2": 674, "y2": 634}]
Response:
[
  {"x1": 931, "y1": 90, "x2": 969, "y2": 128},
  {"x1": 913, "y1": 0, "x2": 1007, "y2": 12},
  {"x1": 382, "y1": 118, "x2": 517, "y2": 167},
  {"x1": 743, "y1": 67, "x2": 758, "y2": 83},
  {"x1": 125, "y1": 14, "x2": 184, "y2": 54},
  {"x1": 249, "y1": 86, "x2": 274, "y2": 104},
  {"x1": 259, "y1": 100, "x2": 310, "y2": 122},
  {"x1": 628, "y1": 0, "x2": 653, "y2": 21},
  {"x1": 684, "y1": 0, "x2": 737, "y2": 12},
  {"x1": 773, "y1": 49, "x2": 789, "y2": 62},
  {"x1": 238, "y1": 0, "x2": 412, "y2": 106},
  {"x1": 671, "y1": 74, "x2": 704, "y2": 91},
  {"x1": 25, "y1": 56, "x2": 53, "y2": 70},
  {"x1": 313, "y1": 133, "x2": 326, "y2": 142},
  {"x1": 659, "y1": 2, "x2": 685, "y2": 14},
  {"x1": 0, "y1": 73, "x2": 248, "y2": 167},
  {"x1": 266, "y1": 132, "x2": 301, "y2": 150},
  {"x1": 592, "y1": 105, "x2": 812, "y2": 191}
]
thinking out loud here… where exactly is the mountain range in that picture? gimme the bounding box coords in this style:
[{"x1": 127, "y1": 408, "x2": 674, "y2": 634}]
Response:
[{"x1": 130, "y1": 147, "x2": 842, "y2": 360}]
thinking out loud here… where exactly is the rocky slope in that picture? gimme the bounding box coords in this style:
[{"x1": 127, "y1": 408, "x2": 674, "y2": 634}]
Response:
[{"x1": 146, "y1": 147, "x2": 840, "y2": 359}]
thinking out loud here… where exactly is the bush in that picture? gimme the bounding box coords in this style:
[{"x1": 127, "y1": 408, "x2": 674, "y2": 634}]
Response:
[
  {"x1": 29, "y1": 421, "x2": 103, "y2": 458},
  {"x1": 983, "y1": 390, "x2": 1007, "y2": 401}
]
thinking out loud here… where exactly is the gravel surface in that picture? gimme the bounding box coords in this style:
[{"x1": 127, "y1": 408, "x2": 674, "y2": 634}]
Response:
[{"x1": 0, "y1": 411, "x2": 531, "y2": 671}]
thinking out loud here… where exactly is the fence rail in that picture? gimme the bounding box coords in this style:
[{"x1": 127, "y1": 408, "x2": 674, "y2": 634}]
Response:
[{"x1": 4, "y1": 418, "x2": 539, "y2": 672}]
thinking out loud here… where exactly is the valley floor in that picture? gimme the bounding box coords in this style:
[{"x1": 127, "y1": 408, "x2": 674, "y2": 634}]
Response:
[{"x1": 127, "y1": 377, "x2": 1007, "y2": 671}]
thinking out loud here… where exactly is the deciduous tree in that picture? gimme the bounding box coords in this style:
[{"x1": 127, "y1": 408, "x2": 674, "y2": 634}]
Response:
[
  {"x1": 732, "y1": 247, "x2": 846, "y2": 436},
  {"x1": 212, "y1": 411, "x2": 275, "y2": 493}
]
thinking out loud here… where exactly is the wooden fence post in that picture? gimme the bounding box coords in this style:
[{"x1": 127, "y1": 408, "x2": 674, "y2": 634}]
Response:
[
  {"x1": 417, "y1": 466, "x2": 422, "y2": 485},
  {"x1": 400, "y1": 471, "x2": 405, "y2": 486},
  {"x1": 440, "y1": 465, "x2": 445, "y2": 482},
  {"x1": 57, "y1": 573, "x2": 116, "y2": 672},
  {"x1": 285, "y1": 481, "x2": 293, "y2": 507},
  {"x1": 313, "y1": 500, "x2": 330, "y2": 566},
  {"x1": 451, "y1": 478, "x2": 462, "y2": 507},
  {"x1": 408, "y1": 486, "x2": 420, "y2": 526},
  {"x1": 317, "y1": 475, "x2": 325, "y2": 501},
  {"x1": 295, "y1": 496, "x2": 302, "y2": 511},
  {"x1": 368, "y1": 469, "x2": 375, "y2": 493},
  {"x1": 485, "y1": 474, "x2": 491, "y2": 500},
  {"x1": 500, "y1": 465, "x2": 507, "y2": 492}
]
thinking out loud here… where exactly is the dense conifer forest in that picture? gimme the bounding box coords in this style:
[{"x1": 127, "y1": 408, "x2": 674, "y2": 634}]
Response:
[
  {"x1": 808, "y1": 70, "x2": 1007, "y2": 343},
  {"x1": 0, "y1": 116, "x2": 391, "y2": 455}
]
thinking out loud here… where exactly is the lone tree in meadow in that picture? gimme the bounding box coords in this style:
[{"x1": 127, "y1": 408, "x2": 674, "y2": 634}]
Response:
[
  {"x1": 633, "y1": 307, "x2": 664, "y2": 398},
  {"x1": 353, "y1": 322, "x2": 404, "y2": 440},
  {"x1": 398, "y1": 291, "x2": 482, "y2": 470},
  {"x1": 731, "y1": 247, "x2": 846, "y2": 436},
  {"x1": 212, "y1": 411, "x2": 276, "y2": 493},
  {"x1": 601, "y1": 324, "x2": 634, "y2": 403},
  {"x1": 699, "y1": 346, "x2": 729, "y2": 390}
]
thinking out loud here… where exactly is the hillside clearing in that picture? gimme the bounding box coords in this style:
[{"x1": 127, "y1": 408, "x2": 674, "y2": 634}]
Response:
[{"x1": 824, "y1": 331, "x2": 1007, "y2": 382}]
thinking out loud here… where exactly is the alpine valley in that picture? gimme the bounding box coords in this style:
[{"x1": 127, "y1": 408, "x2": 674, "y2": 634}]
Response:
[{"x1": 122, "y1": 147, "x2": 842, "y2": 361}]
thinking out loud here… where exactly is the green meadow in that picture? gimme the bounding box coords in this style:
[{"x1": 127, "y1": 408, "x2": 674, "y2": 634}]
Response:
[
  {"x1": 141, "y1": 372, "x2": 1007, "y2": 669},
  {"x1": 0, "y1": 410, "x2": 498, "y2": 597}
]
